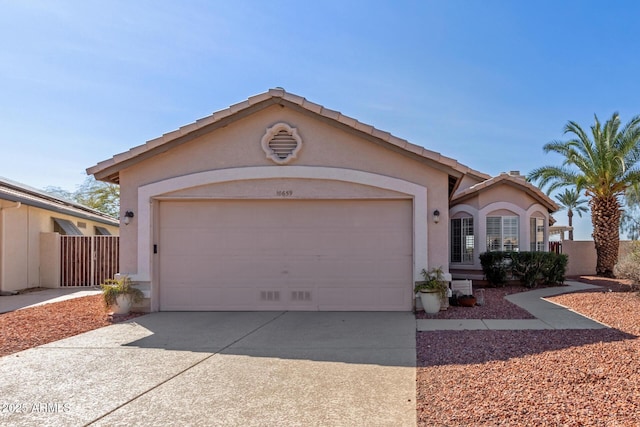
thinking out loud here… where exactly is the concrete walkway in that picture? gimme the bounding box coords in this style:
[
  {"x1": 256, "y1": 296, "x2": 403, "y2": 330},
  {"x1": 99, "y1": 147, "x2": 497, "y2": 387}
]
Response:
[
  {"x1": 0, "y1": 288, "x2": 101, "y2": 313},
  {"x1": 417, "y1": 280, "x2": 610, "y2": 331}
]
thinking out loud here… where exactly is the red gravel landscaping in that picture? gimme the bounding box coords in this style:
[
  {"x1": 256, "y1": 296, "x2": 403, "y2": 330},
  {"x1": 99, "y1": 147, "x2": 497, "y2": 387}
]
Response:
[
  {"x1": 415, "y1": 285, "x2": 536, "y2": 319},
  {"x1": 0, "y1": 294, "x2": 144, "y2": 357},
  {"x1": 417, "y1": 278, "x2": 640, "y2": 426}
]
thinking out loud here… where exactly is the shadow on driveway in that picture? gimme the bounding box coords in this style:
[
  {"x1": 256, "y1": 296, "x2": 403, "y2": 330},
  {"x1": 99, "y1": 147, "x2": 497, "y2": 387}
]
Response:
[{"x1": 124, "y1": 311, "x2": 416, "y2": 367}]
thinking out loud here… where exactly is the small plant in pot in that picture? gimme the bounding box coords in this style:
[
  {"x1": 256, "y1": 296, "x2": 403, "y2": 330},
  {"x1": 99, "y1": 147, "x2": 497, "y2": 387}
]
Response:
[
  {"x1": 449, "y1": 292, "x2": 477, "y2": 307},
  {"x1": 100, "y1": 276, "x2": 144, "y2": 315},
  {"x1": 414, "y1": 266, "x2": 449, "y2": 314},
  {"x1": 457, "y1": 294, "x2": 477, "y2": 307}
]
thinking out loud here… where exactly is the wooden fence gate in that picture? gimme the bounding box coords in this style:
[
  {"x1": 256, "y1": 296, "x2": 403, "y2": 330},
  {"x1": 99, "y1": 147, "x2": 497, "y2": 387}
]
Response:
[
  {"x1": 549, "y1": 241, "x2": 562, "y2": 254},
  {"x1": 60, "y1": 236, "x2": 119, "y2": 287}
]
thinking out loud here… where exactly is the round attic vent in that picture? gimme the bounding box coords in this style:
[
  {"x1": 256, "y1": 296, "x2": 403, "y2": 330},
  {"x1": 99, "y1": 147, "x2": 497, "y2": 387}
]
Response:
[{"x1": 261, "y1": 122, "x2": 302, "y2": 164}]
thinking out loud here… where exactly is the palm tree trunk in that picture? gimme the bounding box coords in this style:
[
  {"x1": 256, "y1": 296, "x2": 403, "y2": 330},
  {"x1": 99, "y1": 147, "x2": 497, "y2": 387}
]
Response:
[
  {"x1": 568, "y1": 209, "x2": 574, "y2": 240},
  {"x1": 590, "y1": 196, "x2": 621, "y2": 277}
]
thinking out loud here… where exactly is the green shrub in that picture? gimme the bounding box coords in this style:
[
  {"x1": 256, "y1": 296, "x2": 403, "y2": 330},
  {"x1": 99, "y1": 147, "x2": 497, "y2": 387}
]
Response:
[
  {"x1": 479, "y1": 251, "x2": 511, "y2": 287},
  {"x1": 511, "y1": 252, "x2": 545, "y2": 288},
  {"x1": 544, "y1": 252, "x2": 568, "y2": 286},
  {"x1": 480, "y1": 251, "x2": 567, "y2": 288}
]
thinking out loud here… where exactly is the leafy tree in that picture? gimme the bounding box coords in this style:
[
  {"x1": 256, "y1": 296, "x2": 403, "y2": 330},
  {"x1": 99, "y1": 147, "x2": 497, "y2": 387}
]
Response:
[
  {"x1": 554, "y1": 188, "x2": 588, "y2": 240},
  {"x1": 621, "y1": 184, "x2": 640, "y2": 240},
  {"x1": 529, "y1": 112, "x2": 640, "y2": 277},
  {"x1": 45, "y1": 176, "x2": 119, "y2": 218}
]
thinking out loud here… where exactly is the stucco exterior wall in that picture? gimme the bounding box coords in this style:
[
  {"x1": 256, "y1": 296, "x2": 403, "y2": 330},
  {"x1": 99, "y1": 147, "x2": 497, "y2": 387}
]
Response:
[
  {"x1": 118, "y1": 104, "x2": 452, "y2": 278},
  {"x1": 563, "y1": 240, "x2": 635, "y2": 276},
  {"x1": 1, "y1": 203, "x2": 29, "y2": 292},
  {"x1": 450, "y1": 182, "x2": 552, "y2": 274},
  {"x1": 479, "y1": 184, "x2": 539, "y2": 211},
  {"x1": 0, "y1": 201, "x2": 119, "y2": 292}
]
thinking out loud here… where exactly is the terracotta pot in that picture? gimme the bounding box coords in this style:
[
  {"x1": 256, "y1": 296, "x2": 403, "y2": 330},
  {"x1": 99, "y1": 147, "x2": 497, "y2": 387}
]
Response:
[{"x1": 458, "y1": 296, "x2": 477, "y2": 307}]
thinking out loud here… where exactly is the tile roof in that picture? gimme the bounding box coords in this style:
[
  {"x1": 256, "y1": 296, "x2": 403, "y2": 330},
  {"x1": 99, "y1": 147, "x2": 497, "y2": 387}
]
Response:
[
  {"x1": 87, "y1": 88, "x2": 491, "y2": 183},
  {"x1": 451, "y1": 172, "x2": 559, "y2": 212},
  {"x1": 0, "y1": 177, "x2": 119, "y2": 226}
]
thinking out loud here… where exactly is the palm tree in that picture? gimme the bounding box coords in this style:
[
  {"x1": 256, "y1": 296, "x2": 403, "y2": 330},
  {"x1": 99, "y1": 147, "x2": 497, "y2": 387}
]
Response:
[
  {"x1": 554, "y1": 188, "x2": 588, "y2": 240},
  {"x1": 529, "y1": 112, "x2": 640, "y2": 277}
]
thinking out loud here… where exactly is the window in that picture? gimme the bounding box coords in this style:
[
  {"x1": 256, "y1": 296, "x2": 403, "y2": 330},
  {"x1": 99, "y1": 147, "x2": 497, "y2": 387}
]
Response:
[
  {"x1": 52, "y1": 218, "x2": 83, "y2": 235},
  {"x1": 486, "y1": 216, "x2": 519, "y2": 252},
  {"x1": 95, "y1": 226, "x2": 111, "y2": 236},
  {"x1": 451, "y1": 217, "x2": 474, "y2": 263},
  {"x1": 530, "y1": 217, "x2": 545, "y2": 251}
]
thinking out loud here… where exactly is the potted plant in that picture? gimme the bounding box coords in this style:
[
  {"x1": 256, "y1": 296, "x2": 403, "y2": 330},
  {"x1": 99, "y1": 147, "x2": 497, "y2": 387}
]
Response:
[
  {"x1": 414, "y1": 266, "x2": 449, "y2": 314},
  {"x1": 456, "y1": 294, "x2": 477, "y2": 307},
  {"x1": 100, "y1": 276, "x2": 144, "y2": 315}
]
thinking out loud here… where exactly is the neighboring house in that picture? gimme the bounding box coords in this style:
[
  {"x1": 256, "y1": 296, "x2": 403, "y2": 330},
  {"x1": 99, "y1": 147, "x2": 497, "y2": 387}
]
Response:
[
  {"x1": 87, "y1": 88, "x2": 557, "y2": 312},
  {"x1": 0, "y1": 177, "x2": 119, "y2": 293}
]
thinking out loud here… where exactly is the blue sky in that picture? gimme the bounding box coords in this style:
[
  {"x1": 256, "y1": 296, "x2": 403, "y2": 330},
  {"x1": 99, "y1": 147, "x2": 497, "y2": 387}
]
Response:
[{"x1": 1, "y1": 0, "x2": 639, "y2": 240}]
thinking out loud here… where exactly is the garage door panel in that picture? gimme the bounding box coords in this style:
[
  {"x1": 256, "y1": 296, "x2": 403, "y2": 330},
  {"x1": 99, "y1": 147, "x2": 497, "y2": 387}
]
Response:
[
  {"x1": 159, "y1": 199, "x2": 412, "y2": 311},
  {"x1": 285, "y1": 258, "x2": 410, "y2": 282},
  {"x1": 163, "y1": 285, "x2": 279, "y2": 311},
  {"x1": 316, "y1": 286, "x2": 408, "y2": 311},
  {"x1": 159, "y1": 230, "x2": 215, "y2": 256},
  {"x1": 161, "y1": 256, "x2": 288, "y2": 285},
  {"x1": 286, "y1": 230, "x2": 408, "y2": 254}
]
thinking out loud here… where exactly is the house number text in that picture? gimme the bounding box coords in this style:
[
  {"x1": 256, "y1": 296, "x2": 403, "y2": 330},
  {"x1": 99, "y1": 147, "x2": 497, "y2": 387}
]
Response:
[{"x1": 276, "y1": 190, "x2": 294, "y2": 197}]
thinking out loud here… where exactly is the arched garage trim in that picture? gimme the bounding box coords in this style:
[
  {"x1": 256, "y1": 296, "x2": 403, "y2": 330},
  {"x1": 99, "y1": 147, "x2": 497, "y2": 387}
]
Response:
[{"x1": 135, "y1": 166, "x2": 428, "y2": 292}]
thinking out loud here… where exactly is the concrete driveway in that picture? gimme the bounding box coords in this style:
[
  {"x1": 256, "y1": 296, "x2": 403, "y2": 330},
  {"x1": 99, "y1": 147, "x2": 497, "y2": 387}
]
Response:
[{"x1": 0, "y1": 312, "x2": 416, "y2": 426}]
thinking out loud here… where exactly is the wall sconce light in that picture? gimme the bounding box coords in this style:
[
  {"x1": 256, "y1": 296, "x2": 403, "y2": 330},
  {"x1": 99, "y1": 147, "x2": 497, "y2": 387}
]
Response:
[
  {"x1": 433, "y1": 209, "x2": 440, "y2": 224},
  {"x1": 123, "y1": 210, "x2": 135, "y2": 225}
]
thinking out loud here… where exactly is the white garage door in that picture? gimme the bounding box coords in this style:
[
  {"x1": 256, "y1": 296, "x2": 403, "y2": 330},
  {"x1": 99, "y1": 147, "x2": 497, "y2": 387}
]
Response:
[{"x1": 158, "y1": 199, "x2": 413, "y2": 311}]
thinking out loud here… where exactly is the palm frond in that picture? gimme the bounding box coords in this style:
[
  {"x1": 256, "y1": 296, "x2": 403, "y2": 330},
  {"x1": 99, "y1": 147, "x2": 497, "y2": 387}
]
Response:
[
  {"x1": 534, "y1": 112, "x2": 640, "y2": 200},
  {"x1": 527, "y1": 166, "x2": 578, "y2": 193},
  {"x1": 554, "y1": 188, "x2": 589, "y2": 217}
]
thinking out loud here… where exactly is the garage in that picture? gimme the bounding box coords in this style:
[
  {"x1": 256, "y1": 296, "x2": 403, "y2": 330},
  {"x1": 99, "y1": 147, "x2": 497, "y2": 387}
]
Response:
[
  {"x1": 158, "y1": 199, "x2": 413, "y2": 311},
  {"x1": 88, "y1": 89, "x2": 463, "y2": 313}
]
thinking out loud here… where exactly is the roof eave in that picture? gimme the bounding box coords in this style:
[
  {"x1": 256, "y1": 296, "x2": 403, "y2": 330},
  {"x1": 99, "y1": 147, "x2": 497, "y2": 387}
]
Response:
[
  {"x1": 87, "y1": 88, "x2": 491, "y2": 184},
  {"x1": 0, "y1": 188, "x2": 118, "y2": 227},
  {"x1": 88, "y1": 96, "x2": 283, "y2": 183},
  {"x1": 451, "y1": 176, "x2": 559, "y2": 213}
]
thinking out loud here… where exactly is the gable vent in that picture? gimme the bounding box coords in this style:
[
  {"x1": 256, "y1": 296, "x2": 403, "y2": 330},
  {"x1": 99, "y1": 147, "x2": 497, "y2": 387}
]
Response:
[
  {"x1": 260, "y1": 290, "x2": 280, "y2": 302},
  {"x1": 261, "y1": 122, "x2": 302, "y2": 164},
  {"x1": 269, "y1": 130, "x2": 298, "y2": 160}
]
